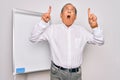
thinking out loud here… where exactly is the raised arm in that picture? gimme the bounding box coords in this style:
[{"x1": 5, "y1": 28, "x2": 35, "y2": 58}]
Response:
[
  {"x1": 87, "y1": 8, "x2": 104, "y2": 45},
  {"x1": 30, "y1": 6, "x2": 52, "y2": 43}
]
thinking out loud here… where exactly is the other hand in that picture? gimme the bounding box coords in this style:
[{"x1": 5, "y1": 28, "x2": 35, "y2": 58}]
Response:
[
  {"x1": 88, "y1": 8, "x2": 98, "y2": 28},
  {"x1": 41, "y1": 6, "x2": 51, "y2": 23}
]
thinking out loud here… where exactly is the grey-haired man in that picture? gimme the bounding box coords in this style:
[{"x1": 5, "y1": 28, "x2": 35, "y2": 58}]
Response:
[{"x1": 30, "y1": 3, "x2": 104, "y2": 80}]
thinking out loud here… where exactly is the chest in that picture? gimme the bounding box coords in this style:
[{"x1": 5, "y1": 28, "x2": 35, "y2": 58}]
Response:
[{"x1": 51, "y1": 28, "x2": 86, "y2": 45}]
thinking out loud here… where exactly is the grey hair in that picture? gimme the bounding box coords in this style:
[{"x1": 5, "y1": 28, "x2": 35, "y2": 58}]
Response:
[{"x1": 61, "y1": 3, "x2": 77, "y2": 15}]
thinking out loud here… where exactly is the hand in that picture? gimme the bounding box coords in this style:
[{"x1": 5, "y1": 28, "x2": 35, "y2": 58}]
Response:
[
  {"x1": 41, "y1": 6, "x2": 51, "y2": 23},
  {"x1": 88, "y1": 8, "x2": 98, "y2": 28}
]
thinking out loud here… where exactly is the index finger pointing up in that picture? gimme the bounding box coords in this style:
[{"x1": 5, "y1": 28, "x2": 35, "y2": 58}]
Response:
[
  {"x1": 88, "y1": 8, "x2": 91, "y2": 17},
  {"x1": 48, "y1": 6, "x2": 51, "y2": 14}
]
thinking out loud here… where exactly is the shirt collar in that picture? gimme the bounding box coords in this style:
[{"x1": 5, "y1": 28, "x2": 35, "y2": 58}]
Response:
[{"x1": 61, "y1": 22, "x2": 75, "y2": 30}]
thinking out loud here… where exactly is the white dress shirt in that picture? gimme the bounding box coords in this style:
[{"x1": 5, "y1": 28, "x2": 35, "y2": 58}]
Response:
[{"x1": 30, "y1": 20, "x2": 104, "y2": 68}]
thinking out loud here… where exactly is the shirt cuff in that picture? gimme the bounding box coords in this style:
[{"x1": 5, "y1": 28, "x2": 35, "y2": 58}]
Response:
[{"x1": 92, "y1": 27, "x2": 103, "y2": 35}]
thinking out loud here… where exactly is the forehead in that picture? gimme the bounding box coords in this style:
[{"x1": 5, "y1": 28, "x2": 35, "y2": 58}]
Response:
[{"x1": 64, "y1": 4, "x2": 75, "y2": 9}]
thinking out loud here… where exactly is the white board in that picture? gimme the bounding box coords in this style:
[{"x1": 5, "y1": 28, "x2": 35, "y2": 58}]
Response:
[{"x1": 13, "y1": 9, "x2": 51, "y2": 74}]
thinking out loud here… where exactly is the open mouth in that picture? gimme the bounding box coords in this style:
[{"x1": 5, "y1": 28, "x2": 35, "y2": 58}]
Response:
[{"x1": 67, "y1": 15, "x2": 71, "y2": 19}]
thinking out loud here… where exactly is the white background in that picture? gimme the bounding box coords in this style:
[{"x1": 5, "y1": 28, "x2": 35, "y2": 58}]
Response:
[{"x1": 0, "y1": 0, "x2": 120, "y2": 80}]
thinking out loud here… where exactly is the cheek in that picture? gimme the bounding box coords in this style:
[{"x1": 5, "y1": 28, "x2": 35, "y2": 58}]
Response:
[
  {"x1": 71, "y1": 16, "x2": 76, "y2": 21},
  {"x1": 71, "y1": 14, "x2": 76, "y2": 18}
]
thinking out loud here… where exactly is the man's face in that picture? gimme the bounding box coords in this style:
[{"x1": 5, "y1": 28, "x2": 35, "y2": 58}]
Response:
[{"x1": 61, "y1": 4, "x2": 77, "y2": 27}]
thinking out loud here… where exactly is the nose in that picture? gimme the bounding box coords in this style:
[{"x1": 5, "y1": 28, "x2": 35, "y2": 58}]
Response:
[{"x1": 68, "y1": 9, "x2": 71, "y2": 13}]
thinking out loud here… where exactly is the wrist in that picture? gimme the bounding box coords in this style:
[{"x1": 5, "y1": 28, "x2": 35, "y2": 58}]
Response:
[
  {"x1": 90, "y1": 23, "x2": 98, "y2": 29},
  {"x1": 38, "y1": 18, "x2": 50, "y2": 28}
]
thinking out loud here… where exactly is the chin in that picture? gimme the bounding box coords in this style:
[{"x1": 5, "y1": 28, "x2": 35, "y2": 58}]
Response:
[
  {"x1": 63, "y1": 20, "x2": 74, "y2": 27},
  {"x1": 65, "y1": 24, "x2": 72, "y2": 27}
]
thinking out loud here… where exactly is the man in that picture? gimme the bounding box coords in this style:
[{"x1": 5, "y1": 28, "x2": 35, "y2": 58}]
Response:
[{"x1": 30, "y1": 3, "x2": 104, "y2": 80}]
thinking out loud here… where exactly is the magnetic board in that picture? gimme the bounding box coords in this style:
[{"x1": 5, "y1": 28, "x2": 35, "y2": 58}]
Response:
[{"x1": 13, "y1": 9, "x2": 51, "y2": 74}]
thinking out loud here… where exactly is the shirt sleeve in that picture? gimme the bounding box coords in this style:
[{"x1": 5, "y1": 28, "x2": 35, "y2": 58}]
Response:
[
  {"x1": 86, "y1": 27, "x2": 104, "y2": 45},
  {"x1": 29, "y1": 19, "x2": 51, "y2": 43}
]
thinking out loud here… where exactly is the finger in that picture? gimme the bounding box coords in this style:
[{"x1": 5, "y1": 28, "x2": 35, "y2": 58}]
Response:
[
  {"x1": 89, "y1": 14, "x2": 92, "y2": 19},
  {"x1": 88, "y1": 14, "x2": 93, "y2": 20},
  {"x1": 89, "y1": 20, "x2": 93, "y2": 24},
  {"x1": 88, "y1": 8, "x2": 91, "y2": 17},
  {"x1": 48, "y1": 6, "x2": 51, "y2": 14},
  {"x1": 93, "y1": 15, "x2": 97, "y2": 21},
  {"x1": 42, "y1": 15, "x2": 46, "y2": 21},
  {"x1": 92, "y1": 14, "x2": 97, "y2": 21},
  {"x1": 42, "y1": 15, "x2": 50, "y2": 22}
]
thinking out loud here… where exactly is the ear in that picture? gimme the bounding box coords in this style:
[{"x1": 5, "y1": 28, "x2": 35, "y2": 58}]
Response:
[
  {"x1": 74, "y1": 15, "x2": 77, "y2": 20},
  {"x1": 60, "y1": 13, "x2": 62, "y2": 18}
]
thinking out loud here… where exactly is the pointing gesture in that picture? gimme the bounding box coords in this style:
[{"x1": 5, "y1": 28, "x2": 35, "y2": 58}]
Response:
[
  {"x1": 42, "y1": 6, "x2": 51, "y2": 23},
  {"x1": 48, "y1": 6, "x2": 51, "y2": 14},
  {"x1": 88, "y1": 8, "x2": 98, "y2": 28}
]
